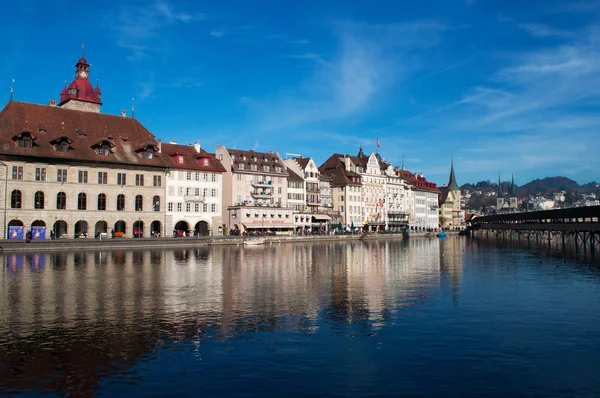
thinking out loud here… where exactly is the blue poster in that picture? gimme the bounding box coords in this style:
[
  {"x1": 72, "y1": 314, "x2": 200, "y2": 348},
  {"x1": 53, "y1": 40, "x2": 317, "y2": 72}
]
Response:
[
  {"x1": 9, "y1": 226, "x2": 24, "y2": 239},
  {"x1": 32, "y1": 226, "x2": 46, "y2": 240}
]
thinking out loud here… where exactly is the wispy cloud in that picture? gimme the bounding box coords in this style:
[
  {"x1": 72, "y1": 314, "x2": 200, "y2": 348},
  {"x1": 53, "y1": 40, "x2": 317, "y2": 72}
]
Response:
[
  {"x1": 207, "y1": 25, "x2": 253, "y2": 39},
  {"x1": 107, "y1": 0, "x2": 206, "y2": 60},
  {"x1": 249, "y1": 20, "x2": 445, "y2": 131},
  {"x1": 518, "y1": 23, "x2": 574, "y2": 38}
]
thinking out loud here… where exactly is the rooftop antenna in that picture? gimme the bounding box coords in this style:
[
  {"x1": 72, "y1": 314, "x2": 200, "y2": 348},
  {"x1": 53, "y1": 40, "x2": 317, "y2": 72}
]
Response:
[
  {"x1": 131, "y1": 97, "x2": 135, "y2": 118},
  {"x1": 401, "y1": 155, "x2": 405, "y2": 171},
  {"x1": 286, "y1": 152, "x2": 301, "y2": 159},
  {"x1": 82, "y1": 44, "x2": 85, "y2": 58},
  {"x1": 10, "y1": 78, "x2": 14, "y2": 101}
]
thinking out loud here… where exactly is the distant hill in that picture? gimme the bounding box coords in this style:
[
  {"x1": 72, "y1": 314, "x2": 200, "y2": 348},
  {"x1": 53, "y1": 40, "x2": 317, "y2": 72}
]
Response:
[{"x1": 520, "y1": 177, "x2": 580, "y2": 194}]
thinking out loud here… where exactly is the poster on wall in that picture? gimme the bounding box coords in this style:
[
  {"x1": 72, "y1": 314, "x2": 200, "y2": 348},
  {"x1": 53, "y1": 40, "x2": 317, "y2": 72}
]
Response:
[
  {"x1": 8, "y1": 226, "x2": 24, "y2": 239},
  {"x1": 32, "y1": 227, "x2": 46, "y2": 240}
]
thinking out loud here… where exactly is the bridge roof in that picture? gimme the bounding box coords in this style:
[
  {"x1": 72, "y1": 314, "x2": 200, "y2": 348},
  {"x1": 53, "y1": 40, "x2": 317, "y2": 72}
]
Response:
[{"x1": 472, "y1": 206, "x2": 600, "y2": 224}]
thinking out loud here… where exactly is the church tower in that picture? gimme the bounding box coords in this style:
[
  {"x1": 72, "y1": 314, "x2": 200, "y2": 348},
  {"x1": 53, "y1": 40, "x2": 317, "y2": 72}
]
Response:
[
  {"x1": 59, "y1": 45, "x2": 102, "y2": 113},
  {"x1": 496, "y1": 174, "x2": 504, "y2": 210},
  {"x1": 509, "y1": 174, "x2": 518, "y2": 210}
]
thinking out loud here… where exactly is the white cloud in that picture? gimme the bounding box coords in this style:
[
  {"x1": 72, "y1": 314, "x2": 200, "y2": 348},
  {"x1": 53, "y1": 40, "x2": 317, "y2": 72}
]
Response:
[
  {"x1": 518, "y1": 23, "x2": 574, "y2": 38},
  {"x1": 210, "y1": 30, "x2": 225, "y2": 38}
]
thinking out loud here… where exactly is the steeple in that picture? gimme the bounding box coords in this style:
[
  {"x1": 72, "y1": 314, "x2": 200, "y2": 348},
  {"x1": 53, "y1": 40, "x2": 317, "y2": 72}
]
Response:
[
  {"x1": 58, "y1": 46, "x2": 102, "y2": 112},
  {"x1": 511, "y1": 174, "x2": 516, "y2": 197},
  {"x1": 448, "y1": 157, "x2": 459, "y2": 191},
  {"x1": 497, "y1": 174, "x2": 502, "y2": 198},
  {"x1": 357, "y1": 146, "x2": 365, "y2": 158}
]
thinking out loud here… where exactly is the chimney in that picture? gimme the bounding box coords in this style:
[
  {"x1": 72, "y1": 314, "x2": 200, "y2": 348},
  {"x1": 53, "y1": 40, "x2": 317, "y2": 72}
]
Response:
[
  {"x1": 193, "y1": 141, "x2": 201, "y2": 153},
  {"x1": 49, "y1": 99, "x2": 57, "y2": 107},
  {"x1": 170, "y1": 140, "x2": 177, "y2": 144},
  {"x1": 121, "y1": 110, "x2": 127, "y2": 117},
  {"x1": 157, "y1": 138, "x2": 162, "y2": 153}
]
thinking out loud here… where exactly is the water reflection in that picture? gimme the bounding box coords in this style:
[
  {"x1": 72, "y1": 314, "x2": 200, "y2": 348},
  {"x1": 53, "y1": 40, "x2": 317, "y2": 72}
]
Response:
[{"x1": 0, "y1": 239, "x2": 460, "y2": 396}]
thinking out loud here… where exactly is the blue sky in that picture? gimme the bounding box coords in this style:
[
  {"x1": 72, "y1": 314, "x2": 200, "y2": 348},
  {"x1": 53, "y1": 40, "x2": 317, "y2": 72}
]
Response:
[{"x1": 2, "y1": 0, "x2": 600, "y2": 186}]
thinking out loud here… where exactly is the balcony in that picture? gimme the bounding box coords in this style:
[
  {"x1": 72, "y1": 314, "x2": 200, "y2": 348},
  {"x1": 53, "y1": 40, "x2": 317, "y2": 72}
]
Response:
[
  {"x1": 184, "y1": 195, "x2": 205, "y2": 203},
  {"x1": 252, "y1": 180, "x2": 273, "y2": 188},
  {"x1": 252, "y1": 191, "x2": 273, "y2": 198}
]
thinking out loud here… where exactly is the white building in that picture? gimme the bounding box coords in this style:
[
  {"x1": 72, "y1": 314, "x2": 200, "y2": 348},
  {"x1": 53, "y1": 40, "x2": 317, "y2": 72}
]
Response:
[{"x1": 163, "y1": 142, "x2": 226, "y2": 237}]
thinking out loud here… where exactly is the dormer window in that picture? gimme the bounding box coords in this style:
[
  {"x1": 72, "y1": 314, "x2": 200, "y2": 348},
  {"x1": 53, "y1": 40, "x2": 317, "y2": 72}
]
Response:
[
  {"x1": 231, "y1": 154, "x2": 236, "y2": 160},
  {"x1": 239, "y1": 163, "x2": 245, "y2": 170},
  {"x1": 242, "y1": 155, "x2": 247, "y2": 161},
  {"x1": 253, "y1": 156, "x2": 257, "y2": 162},
  {"x1": 69, "y1": 89, "x2": 77, "y2": 95},
  {"x1": 251, "y1": 164, "x2": 257, "y2": 171},
  {"x1": 97, "y1": 145, "x2": 110, "y2": 156},
  {"x1": 142, "y1": 149, "x2": 154, "y2": 159},
  {"x1": 178, "y1": 155, "x2": 185, "y2": 164},
  {"x1": 202, "y1": 158, "x2": 209, "y2": 166},
  {"x1": 92, "y1": 139, "x2": 114, "y2": 156},
  {"x1": 264, "y1": 165, "x2": 270, "y2": 172},
  {"x1": 50, "y1": 136, "x2": 72, "y2": 153},
  {"x1": 19, "y1": 135, "x2": 33, "y2": 148},
  {"x1": 275, "y1": 166, "x2": 282, "y2": 173}
]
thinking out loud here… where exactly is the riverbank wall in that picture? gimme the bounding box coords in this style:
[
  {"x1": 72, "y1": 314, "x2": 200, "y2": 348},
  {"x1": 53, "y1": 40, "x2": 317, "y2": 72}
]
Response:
[{"x1": 0, "y1": 232, "x2": 460, "y2": 253}]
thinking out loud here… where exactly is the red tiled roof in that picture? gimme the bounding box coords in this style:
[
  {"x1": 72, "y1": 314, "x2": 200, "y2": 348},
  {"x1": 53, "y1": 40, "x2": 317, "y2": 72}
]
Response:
[
  {"x1": 286, "y1": 167, "x2": 303, "y2": 181},
  {"x1": 319, "y1": 154, "x2": 362, "y2": 186},
  {"x1": 226, "y1": 148, "x2": 288, "y2": 176},
  {"x1": 0, "y1": 101, "x2": 168, "y2": 168},
  {"x1": 161, "y1": 143, "x2": 226, "y2": 172},
  {"x1": 294, "y1": 157, "x2": 311, "y2": 169}
]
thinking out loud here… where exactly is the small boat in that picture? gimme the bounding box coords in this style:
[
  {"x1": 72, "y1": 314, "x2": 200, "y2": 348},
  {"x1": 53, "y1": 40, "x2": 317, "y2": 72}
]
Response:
[
  {"x1": 437, "y1": 231, "x2": 447, "y2": 238},
  {"x1": 244, "y1": 239, "x2": 265, "y2": 246}
]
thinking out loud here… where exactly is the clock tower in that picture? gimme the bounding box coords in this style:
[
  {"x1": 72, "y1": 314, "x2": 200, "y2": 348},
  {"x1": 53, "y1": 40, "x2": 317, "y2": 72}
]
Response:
[{"x1": 58, "y1": 45, "x2": 103, "y2": 113}]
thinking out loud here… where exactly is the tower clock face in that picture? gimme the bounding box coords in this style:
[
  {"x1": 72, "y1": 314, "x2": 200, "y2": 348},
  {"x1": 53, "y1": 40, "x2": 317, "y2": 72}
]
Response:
[{"x1": 80, "y1": 71, "x2": 88, "y2": 78}]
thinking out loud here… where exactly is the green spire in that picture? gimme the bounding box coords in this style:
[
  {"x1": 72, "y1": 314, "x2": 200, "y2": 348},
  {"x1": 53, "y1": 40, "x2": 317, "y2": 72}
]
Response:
[{"x1": 448, "y1": 157, "x2": 459, "y2": 190}]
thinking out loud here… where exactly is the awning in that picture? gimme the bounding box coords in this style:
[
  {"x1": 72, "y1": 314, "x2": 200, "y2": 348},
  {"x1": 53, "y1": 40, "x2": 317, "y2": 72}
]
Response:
[{"x1": 311, "y1": 214, "x2": 332, "y2": 221}]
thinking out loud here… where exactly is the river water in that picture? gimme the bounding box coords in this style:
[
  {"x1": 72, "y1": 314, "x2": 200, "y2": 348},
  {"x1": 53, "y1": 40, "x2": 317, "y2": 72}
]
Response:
[{"x1": 1, "y1": 237, "x2": 599, "y2": 397}]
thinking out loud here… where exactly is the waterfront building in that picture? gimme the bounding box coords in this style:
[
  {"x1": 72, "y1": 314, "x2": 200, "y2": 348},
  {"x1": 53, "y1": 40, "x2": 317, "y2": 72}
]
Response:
[
  {"x1": 496, "y1": 174, "x2": 519, "y2": 213},
  {"x1": 162, "y1": 141, "x2": 226, "y2": 237},
  {"x1": 319, "y1": 154, "x2": 363, "y2": 230},
  {"x1": 439, "y1": 160, "x2": 463, "y2": 229},
  {"x1": 396, "y1": 169, "x2": 440, "y2": 231},
  {"x1": 215, "y1": 146, "x2": 295, "y2": 234},
  {"x1": 284, "y1": 157, "x2": 332, "y2": 233},
  {"x1": 0, "y1": 51, "x2": 168, "y2": 239},
  {"x1": 382, "y1": 163, "x2": 411, "y2": 232},
  {"x1": 355, "y1": 148, "x2": 386, "y2": 232}
]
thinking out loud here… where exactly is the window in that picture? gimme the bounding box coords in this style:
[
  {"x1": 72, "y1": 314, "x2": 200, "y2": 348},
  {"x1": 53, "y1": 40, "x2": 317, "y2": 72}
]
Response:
[
  {"x1": 186, "y1": 188, "x2": 192, "y2": 196},
  {"x1": 97, "y1": 193, "x2": 106, "y2": 211},
  {"x1": 195, "y1": 173, "x2": 200, "y2": 181},
  {"x1": 153, "y1": 175, "x2": 162, "y2": 187},
  {"x1": 211, "y1": 204, "x2": 217, "y2": 213},
  {"x1": 203, "y1": 173, "x2": 208, "y2": 181},
  {"x1": 218, "y1": 154, "x2": 223, "y2": 160},
  {"x1": 203, "y1": 158, "x2": 209, "y2": 166},
  {"x1": 93, "y1": 172, "x2": 104, "y2": 185},
  {"x1": 178, "y1": 155, "x2": 184, "y2": 164},
  {"x1": 12, "y1": 166, "x2": 23, "y2": 180},
  {"x1": 34, "y1": 191, "x2": 44, "y2": 209},
  {"x1": 177, "y1": 203, "x2": 182, "y2": 212},
  {"x1": 251, "y1": 164, "x2": 257, "y2": 171},
  {"x1": 117, "y1": 194, "x2": 125, "y2": 211},
  {"x1": 117, "y1": 173, "x2": 126, "y2": 186},
  {"x1": 186, "y1": 203, "x2": 191, "y2": 212},
  {"x1": 239, "y1": 164, "x2": 245, "y2": 170},
  {"x1": 135, "y1": 195, "x2": 143, "y2": 211},
  {"x1": 35, "y1": 167, "x2": 46, "y2": 181},
  {"x1": 78, "y1": 170, "x2": 88, "y2": 183},
  {"x1": 264, "y1": 165, "x2": 270, "y2": 172},
  {"x1": 18, "y1": 135, "x2": 33, "y2": 148},
  {"x1": 11, "y1": 190, "x2": 21, "y2": 208},
  {"x1": 153, "y1": 196, "x2": 160, "y2": 212},
  {"x1": 168, "y1": 202, "x2": 173, "y2": 212},
  {"x1": 202, "y1": 203, "x2": 208, "y2": 212},
  {"x1": 211, "y1": 189, "x2": 217, "y2": 197},
  {"x1": 195, "y1": 203, "x2": 199, "y2": 212},
  {"x1": 135, "y1": 174, "x2": 144, "y2": 186},
  {"x1": 236, "y1": 174, "x2": 242, "y2": 181},
  {"x1": 211, "y1": 174, "x2": 217, "y2": 182},
  {"x1": 186, "y1": 172, "x2": 191, "y2": 181},
  {"x1": 78, "y1": 193, "x2": 87, "y2": 210},
  {"x1": 195, "y1": 188, "x2": 200, "y2": 196},
  {"x1": 141, "y1": 149, "x2": 154, "y2": 159},
  {"x1": 278, "y1": 187, "x2": 282, "y2": 194},
  {"x1": 56, "y1": 141, "x2": 70, "y2": 152},
  {"x1": 56, "y1": 192, "x2": 66, "y2": 210},
  {"x1": 97, "y1": 145, "x2": 110, "y2": 156},
  {"x1": 57, "y1": 169, "x2": 67, "y2": 182}
]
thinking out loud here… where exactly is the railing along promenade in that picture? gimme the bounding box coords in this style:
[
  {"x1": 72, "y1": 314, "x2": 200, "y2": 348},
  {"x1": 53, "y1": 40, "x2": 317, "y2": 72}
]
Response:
[{"x1": 469, "y1": 205, "x2": 600, "y2": 251}]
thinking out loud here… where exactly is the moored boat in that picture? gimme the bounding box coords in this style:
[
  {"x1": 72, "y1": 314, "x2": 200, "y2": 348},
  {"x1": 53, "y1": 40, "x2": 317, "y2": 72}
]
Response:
[
  {"x1": 244, "y1": 239, "x2": 265, "y2": 246},
  {"x1": 437, "y1": 231, "x2": 447, "y2": 238}
]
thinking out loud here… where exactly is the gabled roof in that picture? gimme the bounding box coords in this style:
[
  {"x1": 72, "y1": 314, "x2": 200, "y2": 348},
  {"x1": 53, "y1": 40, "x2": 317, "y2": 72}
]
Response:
[
  {"x1": 286, "y1": 167, "x2": 303, "y2": 181},
  {"x1": 318, "y1": 153, "x2": 362, "y2": 186},
  {"x1": 226, "y1": 148, "x2": 288, "y2": 176},
  {"x1": 295, "y1": 157, "x2": 311, "y2": 169},
  {"x1": 161, "y1": 143, "x2": 226, "y2": 172},
  {"x1": 0, "y1": 101, "x2": 168, "y2": 168}
]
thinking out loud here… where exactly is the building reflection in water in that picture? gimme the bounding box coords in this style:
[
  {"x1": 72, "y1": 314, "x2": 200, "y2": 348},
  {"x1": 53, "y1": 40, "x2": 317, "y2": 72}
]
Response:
[{"x1": 0, "y1": 238, "x2": 464, "y2": 396}]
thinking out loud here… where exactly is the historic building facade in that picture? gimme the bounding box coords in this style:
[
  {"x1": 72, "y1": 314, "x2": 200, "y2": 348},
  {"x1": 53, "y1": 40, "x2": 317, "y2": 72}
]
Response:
[
  {"x1": 162, "y1": 141, "x2": 226, "y2": 237},
  {"x1": 216, "y1": 147, "x2": 295, "y2": 234},
  {"x1": 319, "y1": 154, "x2": 363, "y2": 230},
  {"x1": 383, "y1": 164, "x2": 411, "y2": 232},
  {"x1": 355, "y1": 149, "x2": 386, "y2": 232},
  {"x1": 0, "y1": 51, "x2": 168, "y2": 239},
  {"x1": 439, "y1": 160, "x2": 463, "y2": 229}
]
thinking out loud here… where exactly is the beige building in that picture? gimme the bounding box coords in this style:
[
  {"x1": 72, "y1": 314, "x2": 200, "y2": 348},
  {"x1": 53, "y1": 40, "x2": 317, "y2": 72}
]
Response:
[
  {"x1": 215, "y1": 147, "x2": 294, "y2": 234},
  {"x1": 439, "y1": 160, "x2": 463, "y2": 229},
  {"x1": 0, "y1": 52, "x2": 168, "y2": 239},
  {"x1": 319, "y1": 154, "x2": 363, "y2": 230}
]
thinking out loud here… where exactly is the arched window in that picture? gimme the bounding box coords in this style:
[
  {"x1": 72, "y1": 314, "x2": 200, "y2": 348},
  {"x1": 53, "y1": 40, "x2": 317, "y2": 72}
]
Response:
[
  {"x1": 10, "y1": 190, "x2": 21, "y2": 209},
  {"x1": 34, "y1": 191, "x2": 45, "y2": 209},
  {"x1": 117, "y1": 194, "x2": 125, "y2": 211},
  {"x1": 78, "y1": 193, "x2": 87, "y2": 210},
  {"x1": 56, "y1": 192, "x2": 66, "y2": 210},
  {"x1": 135, "y1": 195, "x2": 143, "y2": 211},
  {"x1": 97, "y1": 193, "x2": 106, "y2": 211},
  {"x1": 153, "y1": 195, "x2": 160, "y2": 212}
]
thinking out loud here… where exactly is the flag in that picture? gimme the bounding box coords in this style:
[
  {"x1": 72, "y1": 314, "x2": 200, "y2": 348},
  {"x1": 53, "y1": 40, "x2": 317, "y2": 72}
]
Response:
[{"x1": 376, "y1": 138, "x2": 380, "y2": 148}]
